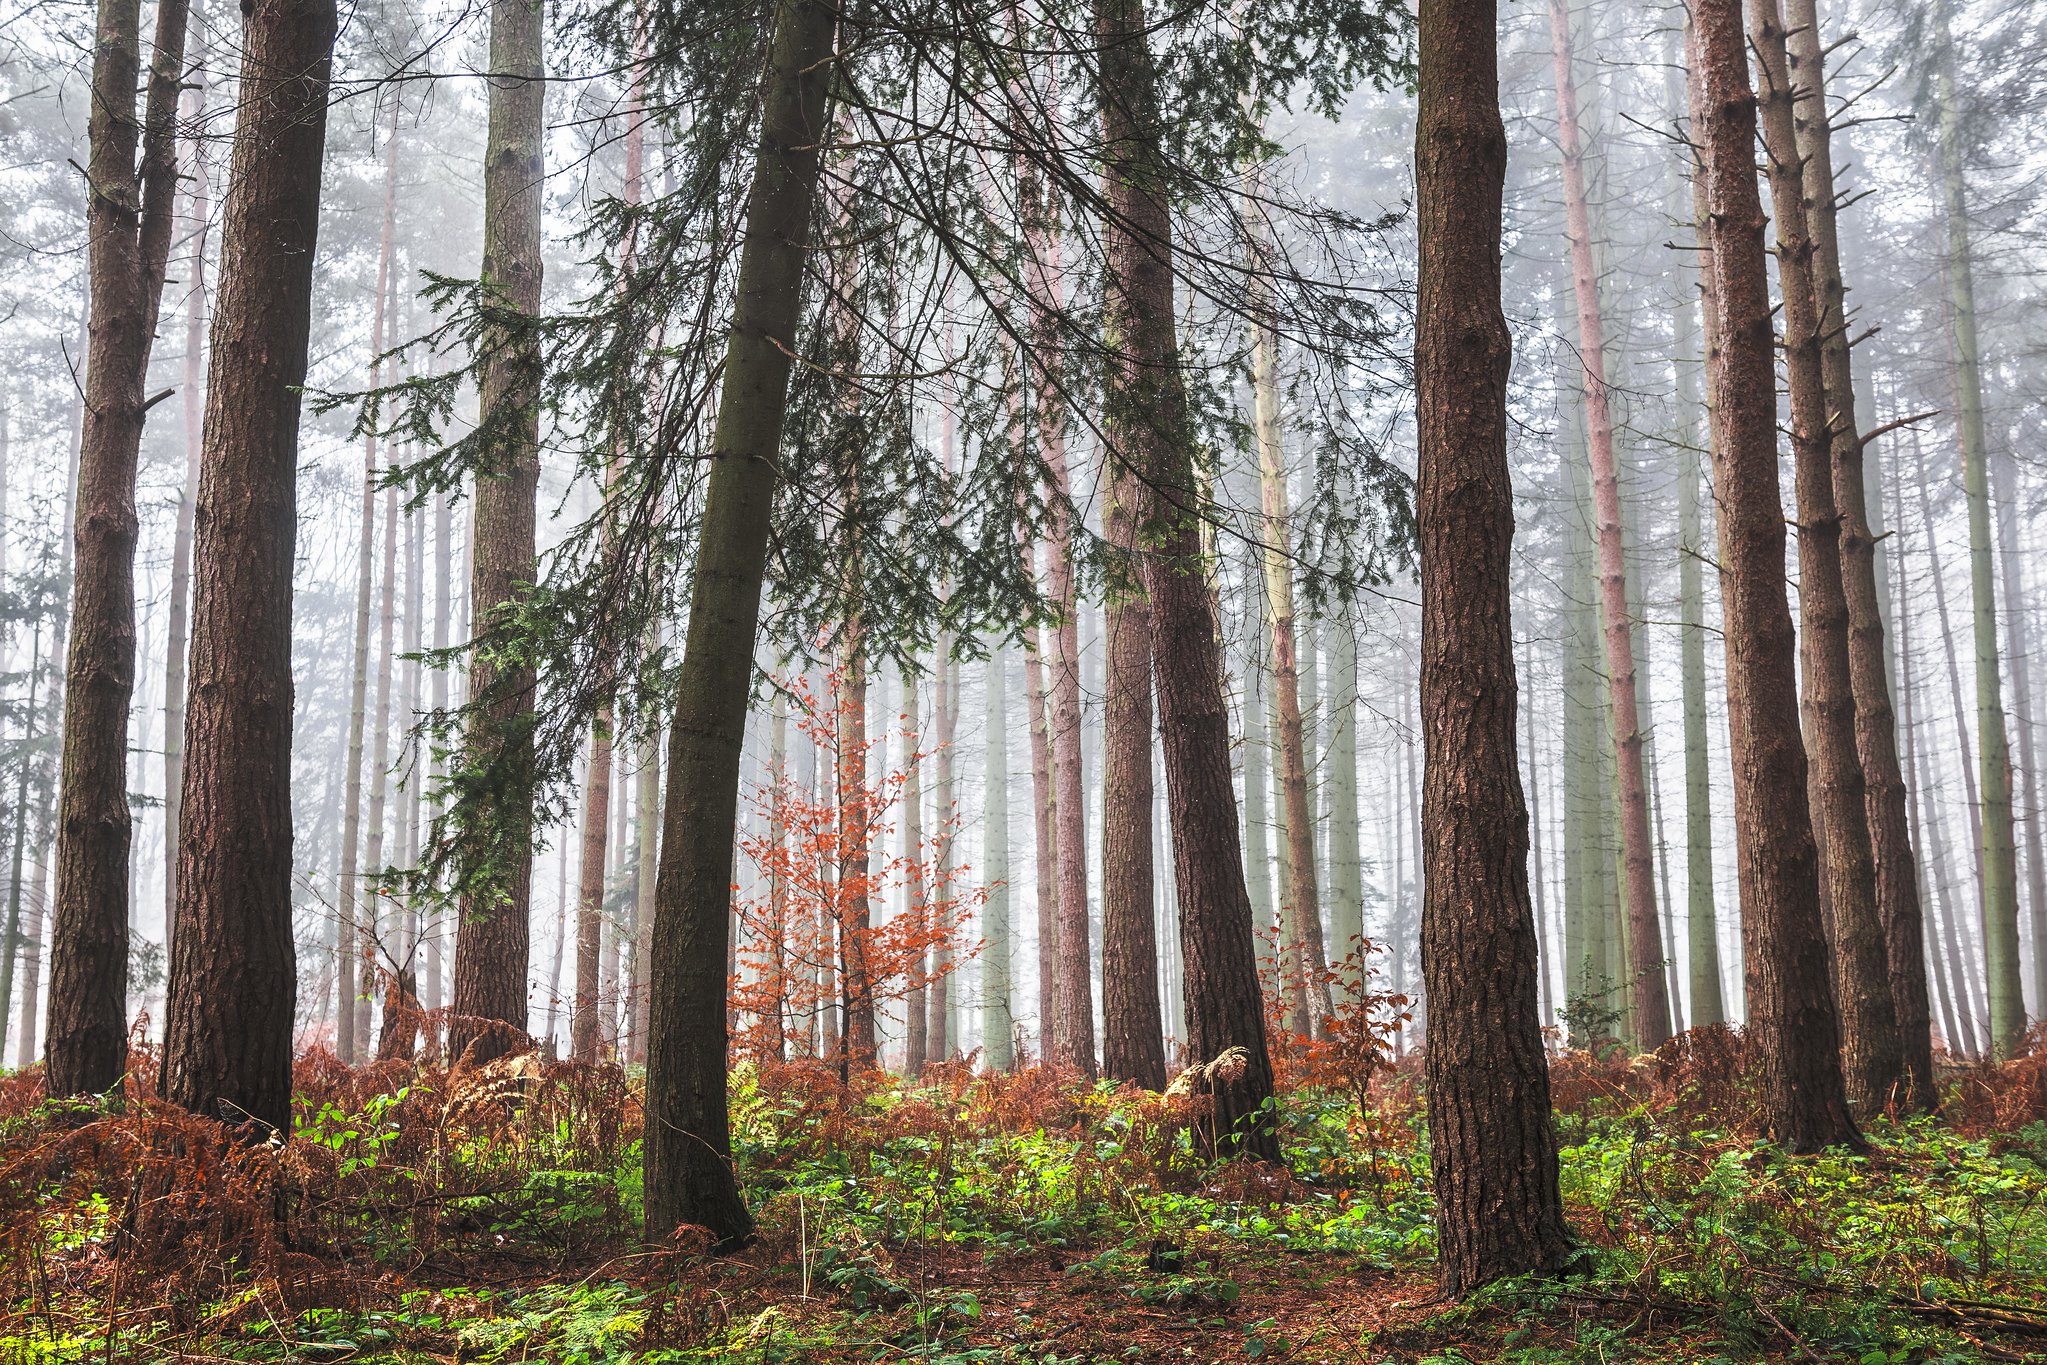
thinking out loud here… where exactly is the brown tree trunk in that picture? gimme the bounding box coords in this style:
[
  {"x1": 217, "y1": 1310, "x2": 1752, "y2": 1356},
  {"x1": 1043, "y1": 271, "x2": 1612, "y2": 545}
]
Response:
[
  {"x1": 642, "y1": 0, "x2": 834, "y2": 1250},
  {"x1": 572, "y1": 715, "x2": 613, "y2": 1061},
  {"x1": 1414, "y1": 0, "x2": 1571, "y2": 1295},
  {"x1": 1546, "y1": 0, "x2": 1668, "y2": 1051},
  {"x1": 1750, "y1": 0, "x2": 1902, "y2": 1109},
  {"x1": 835, "y1": 639, "x2": 876, "y2": 1066},
  {"x1": 160, "y1": 0, "x2": 335, "y2": 1135},
  {"x1": 449, "y1": 0, "x2": 544, "y2": 1065},
  {"x1": 1101, "y1": 447, "x2": 1165, "y2": 1089},
  {"x1": 47, "y1": 0, "x2": 192, "y2": 1098},
  {"x1": 1024, "y1": 615, "x2": 1060, "y2": 1064},
  {"x1": 1781, "y1": 0, "x2": 1934, "y2": 1111},
  {"x1": 1691, "y1": 0, "x2": 1860, "y2": 1151},
  {"x1": 1096, "y1": 0, "x2": 1278, "y2": 1159}
]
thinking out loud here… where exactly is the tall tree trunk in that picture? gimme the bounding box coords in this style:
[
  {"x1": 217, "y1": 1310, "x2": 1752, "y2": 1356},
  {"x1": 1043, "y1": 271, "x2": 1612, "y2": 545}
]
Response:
[
  {"x1": 1095, "y1": 0, "x2": 1278, "y2": 1157},
  {"x1": 642, "y1": 0, "x2": 835, "y2": 1249},
  {"x1": 1990, "y1": 452, "x2": 2047, "y2": 1022},
  {"x1": 1023, "y1": 620, "x2": 1059, "y2": 1063},
  {"x1": 983, "y1": 650, "x2": 1015, "y2": 1070},
  {"x1": 1414, "y1": 0, "x2": 1570, "y2": 1294},
  {"x1": 1750, "y1": 0, "x2": 1902, "y2": 1108},
  {"x1": 1783, "y1": 0, "x2": 1934, "y2": 1108},
  {"x1": 1327, "y1": 615, "x2": 1365, "y2": 1000},
  {"x1": 1521, "y1": 636, "x2": 1555, "y2": 1025},
  {"x1": 160, "y1": 0, "x2": 335, "y2": 1135},
  {"x1": 1691, "y1": 0, "x2": 1859, "y2": 1150},
  {"x1": 450, "y1": 0, "x2": 545, "y2": 1064},
  {"x1": 572, "y1": 716, "x2": 612, "y2": 1061},
  {"x1": 0, "y1": 627, "x2": 45, "y2": 1060},
  {"x1": 1672, "y1": 38, "x2": 1726, "y2": 1028},
  {"x1": 363, "y1": 471, "x2": 400, "y2": 1045},
  {"x1": 47, "y1": 0, "x2": 192, "y2": 1097},
  {"x1": 835, "y1": 640, "x2": 876, "y2": 1066},
  {"x1": 165, "y1": 21, "x2": 210, "y2": 967},
  {"x1": 423, "y1": 487, "x2": 451, "y2": 1034},
  {"x1": 380, "y1": 479, "x2": 425, "y2": 1063},
  {"x1": 1546, "y1": 0, "x2": 1668, "y2": 1051},
  {"x1": 1101, "y1": 441, "x2": 1164, "y2": 1088},
  {"x1": 630, "y1": 719, "x2": 657, "y2": 1062},
  {"x1": 930, "y1": 646, "x2": 957, "y2": 1061},
  {"x1": 1251, "y1": 284, "x2": 1331, "y2": 1040},
  {"x1": 902, "y1": 670, "x2": 928, "y2": 1073},
  {"x1": 1932, "y1": 0, "x2": 2023, "y2": 1055}
]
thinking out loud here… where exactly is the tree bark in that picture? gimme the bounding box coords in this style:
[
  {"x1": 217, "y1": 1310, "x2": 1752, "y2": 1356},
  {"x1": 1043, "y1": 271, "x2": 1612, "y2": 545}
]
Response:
[
  {"x1": 1691, "y1": 0, "x2": 1860, "y2": 1150},
  {"x1": 642, "y1": 0, "x2": 835, "y2": 1249},
  {"x1": 47, "y1": 0, "x2": 192, "y2": 1097},
  {"x1": 572, "y1": 715, "x2": 613, "y2": 1061},
  {"x1": 1414, "y1": 0, "x2": 1571, "y2": 1295},
  {"x1": 1327, "y1": 615, "x2": 1365, "y2": 1001},
  {"x1": 1750, "y1": 0, "x2": 1902, "y2": 1109},
  {"x1": 1023, "y1": 617, "x2": 1059, "y2": 1063},
  {"x1": 160, "y1": 0, "x2": 335, "y2": 1135},
  {"x1": 1931, "y1": 0, "x2": 2023, "y2": 1057},
  {"x1": 1781, "y1": 0, "x2": 1934, "y2": 1109},
  {"x1": 449, "y1": 0, "x2": 545, "y2": 1064},
  {"x1": 1546, "y1": 0, "x2": 1667, "y2": 1051},
  {"x1": 423, "y1": 487, "x2": 451, "y2": 1034},
  {"x1": 1096, "y1": 0, "x2": 1278, "y2": 1158},
  {"x1": 1101, "y1": 443, "x2": 1165, "y2": 1088}
]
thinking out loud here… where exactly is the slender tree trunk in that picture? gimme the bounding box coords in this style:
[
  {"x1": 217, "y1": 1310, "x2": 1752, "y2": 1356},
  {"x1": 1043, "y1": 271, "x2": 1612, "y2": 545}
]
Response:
[
  {"x1": 930, "y1": 646, "x2": 957, "y2": 1061},
  {"x1": 630, "y1": 719, "x2": 657, "y2": 1062},
  {"x1": 1242, "y1": 632, "x2": 1276, "y2": 964},
  {"x1": 1990, "y1": 452, "x2": 2047, "y2": 1022},
  {"x1": 1522, "y1": 636, "x2": 1555, "y2": 1026},
  {"x1": 983, "y1": 650, "x2": 1015, "y2": 1070},
  {"x1": 1691, "y1": 0, "x2": 1859, "y2": 1150},
  {"x1": 1102, "y1": 440, "x2": 1165, "y2": 1088},
  {"x1": 642, "y1": 0, "x2": 834, "y2": 1248},
  {"x1": 1932, "y1": 0, "x2": 2023, "y2": 1055},
  {"x1": 542, "y1": 845, "x2": 567, "y2": 1054},
  {"x1": 449, "y1": 0, "x2": 545, "y2": 1064},
  {"x1": 1547, "y1": 0, "x2": 1668, "y2": 1051},
  {"x1": 1781, "y1": 0, "x2": 1933, "y2": 1108},
  {"x1": 160, "y1": 0, "x2": 335, "y2": 1135},
  {"x1": 835, "y1": 640, "x2": 876, "y2": 1066},
  {"x1": 1414, "y1": 0, "x2": 1571, "y2": 1294},
  {"x1": 379, "y1": 483, "x2": 425, "y2": 1062},
  {"x1": 902, "y1": 670, "x2": 928, "y2": 1073},
  {"x1": 1750, "y1": 0, "x2": 1902, "y2": 1108},
  {"x1": 165, "y1": 26, "x2": 210, "y2": 967},
  {"x1": 1328, "y1": 615, "x2": 1365, "y2": 1000},
  {"x1": 0, "y1": 628, "x2": 45, "y2": 1060},
  {"x1": 1023, "y1": 620, "x2": 1059, "y2": 1063},
  {"x1": 47, "y1": 0, "x2": 192, "y2": 1097},
  {"x1": 423, "y1": 487, "x2": 451, "y2": 1033},
  {"x1": 1096, "y1": 0, "x2": 1278, "y2": 1157},
  {"x1": 362, "y1": 474, "x2": 401, "y2": 1049},
  {"x1": 572, "y1": 714, "x2": 613, "y2": 1061}
]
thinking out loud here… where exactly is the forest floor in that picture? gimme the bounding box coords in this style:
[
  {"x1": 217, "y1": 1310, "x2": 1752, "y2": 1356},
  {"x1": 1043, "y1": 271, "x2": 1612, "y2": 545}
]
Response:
[{"x1": 4, "y1": 1031, "x2": 2047, "y2": 1363}]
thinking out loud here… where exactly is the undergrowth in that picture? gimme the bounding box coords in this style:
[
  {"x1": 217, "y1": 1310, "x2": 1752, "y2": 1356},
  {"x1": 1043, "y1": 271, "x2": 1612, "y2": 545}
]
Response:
[{"x1": 2, "y1": 1030, "x2": 2046, "y2": 1362}]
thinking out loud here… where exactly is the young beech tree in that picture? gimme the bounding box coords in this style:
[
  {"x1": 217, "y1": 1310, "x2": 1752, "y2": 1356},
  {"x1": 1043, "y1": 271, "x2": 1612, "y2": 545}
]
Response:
[
  {"x1": 46, "y1": 0, "x2": 190, "y2": 1097},
  {"x1": 160, "y1": 0, "x2": 336, "y2": 1135},
  {"x1": 1690, "y1": 0, "x2": 1860, "y2": 1151},
  {"x1": 1413, "y1": 0, "x2": 1571, "y2": 1294},
  {"x1": 450, "y1": 0, "x2": 546, "y2": 1065}
]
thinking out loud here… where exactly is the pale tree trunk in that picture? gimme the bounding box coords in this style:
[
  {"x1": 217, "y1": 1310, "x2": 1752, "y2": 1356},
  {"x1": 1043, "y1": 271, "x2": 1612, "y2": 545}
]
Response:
[
  {"x1": 1691, "y1": 0, "x2": 1859, "y2": 1150},
  {"x1": 363, "y1": 471, "x2": 400, "y2": 1044},
  {"x1": 47, "y1": 0, "x2": 192, "y2": 1097},
  {"x1": 763, "y1": 692, "x2": 788, "y2": 1061},
  {"x1": 1024, "y1": 616, "x2": 1059, "y2": 1063},
  {"x1": 379, "y1": 484, "x2": 424, "y2": 1062},
  {"x1": 449, "y1": 0, "x2": 545, "y2": 1064},
  {"x1": 1547, "y1": 0, "x2": 1667, "y2": 1050},
  {"x1": 422, "y1": 487, "x2": 451, "y2": 1033},
  {"x1": 1932, "y1": 0, "x2": 2023, "y2": 1055},
  {"x1": 1241, "y1": 637, "x2": 1275, "y2": 953},
  {"x1": 161, "y1": 0, "x2": 336, "y2": 1135},
  {"x1": 930, "y1": 648, "x2": 957, "y2": 1061},
  {"x1": 629, "y1": 718, "x2": 657, "y2": 1062},
  {"x1": 1750, "y1": 0, "x2": 1901, "y2": 1108},
  {"x1": 572, "y1": 715, "x2": 612, "y2": 1062},
  {"x1": 1521, "y1": 636, "x2": 1555, "y2": 1025},
  {"x1": 982, "y1": 650, "x2": 1015, "y2": 1070},
  {"x1": 1990, "y1": 453, "x2": 2047, "y2": 1020},
  {"x1": 1672, "y1": 36, "x2": 1726, "y2": 1028},
  {"x1": 1096, "y1": 0, "x2": 1278, "y2": 1156},
  {"x1": 1783, "y1": 0, "x2": 1934, "y2": 1108},
  {"x1": 1327, "y1": 615, "x2": 1365, "y2": 1000},
  {"x1": 1250, "y1": 257, "x2": 1330, "y2": 1039},
  {"x1": 1415, "y1": 0, "x2": 1570, "y2": 1294},
  {"x1": 902, "y1": 670, "x2": 928, "y2": 1073}
]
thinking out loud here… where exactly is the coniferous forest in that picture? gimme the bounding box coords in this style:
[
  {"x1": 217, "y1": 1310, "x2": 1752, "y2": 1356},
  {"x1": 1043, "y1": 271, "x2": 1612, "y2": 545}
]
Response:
[{"x1": 3, "y1": 0, "x2": 2047, "y2": 1358}]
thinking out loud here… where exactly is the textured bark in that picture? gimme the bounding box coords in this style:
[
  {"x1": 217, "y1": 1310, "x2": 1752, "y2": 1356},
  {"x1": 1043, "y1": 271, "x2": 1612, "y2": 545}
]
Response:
[
  {"x1": 449, "y1": 0, "x2": 545, "y2": 1064},
  {"x1": 1414, "y1": 0, "x2": 1571, "y2": 1295},
  {"x1": 1101, "y1": 449, "x2": 1165, "y2": 1089},
  {"x1": 47, "y1": 0, "x2": 191, "y2": 1097},
  {"x1": 165, "y1": 32, "x2": 211, "y2": 966},
  {"x1": 1546, "y1": 0, "x2": 1667, "y2": 1051},
  {"x1": 1750, "y1": 0, "x2": 1902, "y2": 1109},
  {"x1": 160, "y1": 0, "x2": 335, "y2": 1134},
  {"x1": 1691, "y1": 0, "x2": 1859, "y2": 1150},
  {"x1": 982, "y1": 651, "x2": 1016, "y2": 1070},
  {"x1": 835, "y1": 640, "x2": 876, "y2": 1065},
  {"x1": 1782, "y1": 0, "x2": 1932, "y2": 1105},
  {"x1": 642, "y1": 0, "x2": 834, "y2": 1248},
  {"x1": 1931, "y1": 0, "x2": 2023, "y2": 1057},
  {"x1": 1096, "y1": 0, "x2": 1278, "y2": 1158}
]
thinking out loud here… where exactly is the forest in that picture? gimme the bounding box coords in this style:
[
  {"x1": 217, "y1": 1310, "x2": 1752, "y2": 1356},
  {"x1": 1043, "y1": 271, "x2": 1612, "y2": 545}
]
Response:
[{"x1": 0, "y1": 0, "x2": 2045, "y2": 1358}]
